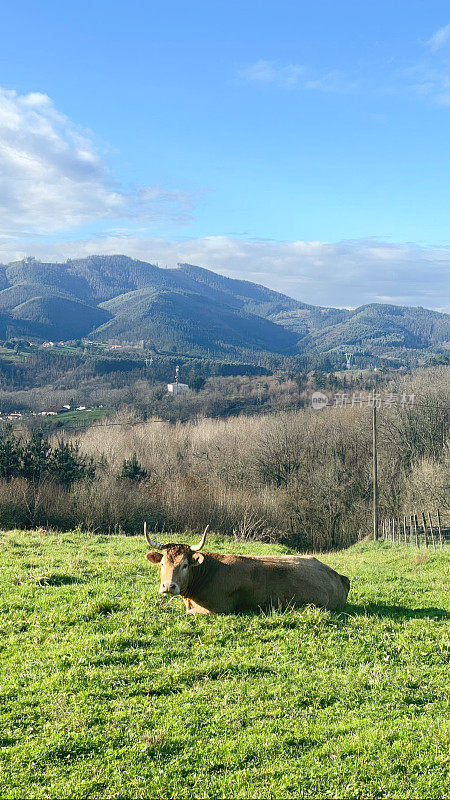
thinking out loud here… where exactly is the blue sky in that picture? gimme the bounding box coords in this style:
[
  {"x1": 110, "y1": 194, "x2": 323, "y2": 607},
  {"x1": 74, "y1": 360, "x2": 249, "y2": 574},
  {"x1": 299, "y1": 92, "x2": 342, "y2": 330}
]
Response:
[{"x1": 1, "y1": 0, "x2": 450, "y2": 309}]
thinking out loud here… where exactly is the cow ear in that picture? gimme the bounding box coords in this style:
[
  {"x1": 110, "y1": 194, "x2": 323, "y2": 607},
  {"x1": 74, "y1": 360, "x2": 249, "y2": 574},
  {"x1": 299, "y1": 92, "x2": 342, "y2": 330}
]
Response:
[
  {"x1": 146, "y1": 551, "x2": 163, "y2": 564},
  {"x1": 192, "y1": 552, "x2": 204, "y2": 565}
]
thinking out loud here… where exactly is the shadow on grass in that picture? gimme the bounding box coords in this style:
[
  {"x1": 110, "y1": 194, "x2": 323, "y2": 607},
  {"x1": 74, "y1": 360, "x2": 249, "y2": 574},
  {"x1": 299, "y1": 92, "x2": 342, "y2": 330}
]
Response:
[
  {"x1": 39, "y1": 574, "x2": 84, "y2": 587},
  {"x1": 343, "y1": 603, "x2": 449, "y2": 621},
  {"x1": 43, "y1": 740, "x2": 100, "y2": 762},
  {"x1": 0, "y1": 736, "x2": 16, "y2": 747}
]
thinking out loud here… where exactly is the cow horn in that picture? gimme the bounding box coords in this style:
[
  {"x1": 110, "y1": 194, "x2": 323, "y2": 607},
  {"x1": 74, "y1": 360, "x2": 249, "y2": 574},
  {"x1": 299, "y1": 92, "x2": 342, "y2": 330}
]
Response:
[
  {"x1": 144, "y1": 521, "x2": 164, "y2": 550},
  {"x1": 191, "y1": 525, "x2": 209, "y2": 552}
]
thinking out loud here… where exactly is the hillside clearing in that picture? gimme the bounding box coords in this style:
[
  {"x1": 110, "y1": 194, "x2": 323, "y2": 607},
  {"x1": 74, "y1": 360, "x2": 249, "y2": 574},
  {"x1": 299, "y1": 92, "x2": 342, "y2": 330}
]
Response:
[{"x1": 0, "y1": 533, "x2": 449, "y2": 799}]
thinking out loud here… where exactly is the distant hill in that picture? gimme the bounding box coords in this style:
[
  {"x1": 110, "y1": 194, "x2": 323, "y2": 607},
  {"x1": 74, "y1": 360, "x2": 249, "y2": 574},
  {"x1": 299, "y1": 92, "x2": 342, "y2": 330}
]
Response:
[
  {"x1": 97, "y1": 288, "x2": 298, "y2": 355},
  {"x1": 0, "y1": 255, "x2": 447, "y2": 364}
]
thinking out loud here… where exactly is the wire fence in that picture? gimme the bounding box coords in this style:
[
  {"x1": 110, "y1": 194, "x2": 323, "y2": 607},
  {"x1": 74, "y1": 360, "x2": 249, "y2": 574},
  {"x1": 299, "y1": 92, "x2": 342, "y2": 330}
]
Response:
[{"x1": 382, "y1": 511, "x2": 449, "y2": 549}]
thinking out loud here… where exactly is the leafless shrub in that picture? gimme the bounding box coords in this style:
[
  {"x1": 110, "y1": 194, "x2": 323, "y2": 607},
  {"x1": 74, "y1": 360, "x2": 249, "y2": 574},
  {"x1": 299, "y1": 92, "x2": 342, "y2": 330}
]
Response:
[
  {"x1": 232, "y1": 510, "x2": 274, "y2": 542},
  {"x1": 405, "y1": 447, "x2": 450, "y2": 513},
  {"x1": 0, "y1": 367, "x2": 447, "y2": 550}
]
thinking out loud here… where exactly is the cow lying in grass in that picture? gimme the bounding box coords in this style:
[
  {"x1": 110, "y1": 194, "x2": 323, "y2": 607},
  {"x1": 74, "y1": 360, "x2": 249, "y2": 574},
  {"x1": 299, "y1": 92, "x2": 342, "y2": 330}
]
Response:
[{"x1": 144, "y1": 525, "x2": 350, "y2": 614}]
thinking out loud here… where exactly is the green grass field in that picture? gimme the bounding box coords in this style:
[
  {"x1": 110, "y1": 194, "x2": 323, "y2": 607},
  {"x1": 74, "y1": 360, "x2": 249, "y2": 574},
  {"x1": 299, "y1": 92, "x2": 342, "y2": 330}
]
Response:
[
  {"x1": 0, "y1": 531, "x2": 448, "y2": 799},
  {"x1": 0, "y1": 346, "x2": 28, "y2": 363},
  {"x1": 47, "y1": 407, "x2": 111, "y2": 430}
]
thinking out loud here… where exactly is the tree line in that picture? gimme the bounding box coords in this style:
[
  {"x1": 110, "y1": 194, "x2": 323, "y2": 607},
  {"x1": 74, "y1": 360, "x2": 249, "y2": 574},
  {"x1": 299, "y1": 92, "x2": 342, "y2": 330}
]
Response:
[
  {"x1": 0, "y1": 367, "x2": 447, "y2": 548},
  {"x1": 0, "y1": 428, "x2": 95, "y2": 489}
]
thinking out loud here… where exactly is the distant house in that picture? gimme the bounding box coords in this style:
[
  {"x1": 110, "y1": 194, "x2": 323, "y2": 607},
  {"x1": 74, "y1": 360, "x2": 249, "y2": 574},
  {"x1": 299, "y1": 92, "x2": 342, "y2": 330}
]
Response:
[
  {"x1": 167, "y1": 382, "x2": 190, "y2": 396},
  {"x1": 43, "y1": 405, "x2": 66, "y2": 416}
]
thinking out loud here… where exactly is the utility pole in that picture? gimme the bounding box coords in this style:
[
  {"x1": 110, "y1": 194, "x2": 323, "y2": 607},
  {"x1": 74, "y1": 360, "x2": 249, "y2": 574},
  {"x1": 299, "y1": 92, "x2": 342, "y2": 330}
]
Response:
[
  {"x1": 372, "y1": 391, "x2": 379, "y2": 540},
  {"x1": 257, "y1": 382, "x2": 262, "y2": 405}
]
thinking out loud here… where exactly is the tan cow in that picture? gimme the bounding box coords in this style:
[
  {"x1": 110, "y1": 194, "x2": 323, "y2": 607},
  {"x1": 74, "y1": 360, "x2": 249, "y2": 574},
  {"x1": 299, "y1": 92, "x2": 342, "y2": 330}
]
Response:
[{"x1": 144, "y1": 525, "x2": 350, "y2": 614}]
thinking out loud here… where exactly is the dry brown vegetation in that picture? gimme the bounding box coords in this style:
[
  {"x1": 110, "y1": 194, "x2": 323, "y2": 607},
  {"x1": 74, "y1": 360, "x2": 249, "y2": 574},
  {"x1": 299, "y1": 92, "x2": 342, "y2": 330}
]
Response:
[{"x1": 0, "y1": 367, "x2": 447, "y2": 549}]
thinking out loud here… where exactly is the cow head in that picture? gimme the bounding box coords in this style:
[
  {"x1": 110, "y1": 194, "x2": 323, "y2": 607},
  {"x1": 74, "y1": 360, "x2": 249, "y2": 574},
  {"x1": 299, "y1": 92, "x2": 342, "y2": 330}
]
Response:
[{"x1": 144, "y1": 524, "x2": 208, "y2": 596}]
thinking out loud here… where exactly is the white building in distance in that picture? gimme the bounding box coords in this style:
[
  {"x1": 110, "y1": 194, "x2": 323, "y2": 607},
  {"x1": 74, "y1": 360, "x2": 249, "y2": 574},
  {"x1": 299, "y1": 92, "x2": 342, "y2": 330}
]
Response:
[{"x1": 167, "y1": 382, "x2": 190, "y2": 396}]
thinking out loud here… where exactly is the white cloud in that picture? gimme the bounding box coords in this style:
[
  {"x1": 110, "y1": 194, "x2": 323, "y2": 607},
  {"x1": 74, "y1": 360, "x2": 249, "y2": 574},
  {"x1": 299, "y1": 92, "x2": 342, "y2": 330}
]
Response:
[
  {"x1": 237, "y1": 61, "x2": 357, "y2": 92},
  {"x1": 1, "y1": 234, "x2": 448, "y2": 312},
  {"x1": 402, "y1": 25, "x2": 450, "y2": 105},
  {"x1": 238, "y1": 61, "x2": 306, "y2": 89},
  {"x1": 0, "y1": 88, "x2": 191, "y2": 235},
  {"x1": 239, "y1": 48, "x2": 450, "y2": 108},
  {"x1": 403, "y1": 62, "x2": 450, "y2": 106},
  {"x1": 427, "y1": 23, "x2": 450, "y2": 51},
  {"x1": 0, "y1": 88, "x2": 448, "y2": 314}
]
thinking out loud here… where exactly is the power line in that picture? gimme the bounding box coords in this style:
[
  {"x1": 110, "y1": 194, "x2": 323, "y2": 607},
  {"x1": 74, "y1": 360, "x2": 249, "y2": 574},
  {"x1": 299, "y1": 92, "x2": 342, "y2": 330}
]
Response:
[
  {"x1": 2, "y1": 395, "x2": 449, "y2": 435},
  {"x1": 372, "y1": 393, "x2": 379, "y2": 541},
  {"x1": 402, "y1": 402, "x2": 450, "y2": 409},
  {"x1": 5, "y1": 418, "x2": 165, "y2": 434}
]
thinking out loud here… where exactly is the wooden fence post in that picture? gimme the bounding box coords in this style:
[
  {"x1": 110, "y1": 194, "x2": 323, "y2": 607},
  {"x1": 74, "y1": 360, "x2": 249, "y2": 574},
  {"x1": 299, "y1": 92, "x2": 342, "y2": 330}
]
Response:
[
  {"x1": 437, "y1": 510, "x2": 443, "y2": 550},
  {"x1": 414, "y1": 514, "x2": 419, "y2": 548},
  {"x1": 422, "y1": 512, "x2": 429, "y2": 549},
  {"x1": 403, "y1": 516, "x2": 407, "y2": 545},
  {"x1": 428, "y1": 511, "x2": 436, "y2": 551},
  {"x1": 410, "y1": 514, "x2": 414, "y2": 547}
]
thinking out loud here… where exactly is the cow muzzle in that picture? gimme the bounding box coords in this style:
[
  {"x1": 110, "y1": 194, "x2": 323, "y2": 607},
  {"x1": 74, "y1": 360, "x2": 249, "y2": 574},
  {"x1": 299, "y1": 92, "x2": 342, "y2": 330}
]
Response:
[{"x1": 159, "y1": 582, "x2": 180, "y2": 595}]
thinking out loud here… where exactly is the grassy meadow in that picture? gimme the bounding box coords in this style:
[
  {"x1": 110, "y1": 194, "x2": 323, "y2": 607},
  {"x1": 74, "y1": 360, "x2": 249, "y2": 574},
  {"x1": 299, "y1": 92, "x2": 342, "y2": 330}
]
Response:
[{"x1": 0, "y1": 531, "x2": 449, "y2": 799}]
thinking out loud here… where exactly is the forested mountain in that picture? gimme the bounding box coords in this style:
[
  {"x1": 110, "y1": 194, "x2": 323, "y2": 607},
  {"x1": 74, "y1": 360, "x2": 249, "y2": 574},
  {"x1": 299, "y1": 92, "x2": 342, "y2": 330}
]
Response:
[{"x1": 0, "y1": 255, "x2": 447, "y2": 363}]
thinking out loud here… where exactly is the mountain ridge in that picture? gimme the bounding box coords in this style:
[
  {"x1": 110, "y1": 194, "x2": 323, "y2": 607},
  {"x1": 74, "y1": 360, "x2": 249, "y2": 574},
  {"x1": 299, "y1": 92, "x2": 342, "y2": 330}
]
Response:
[{"x1": 0, "y1": 255, "x2": 447, "y2": 364}]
